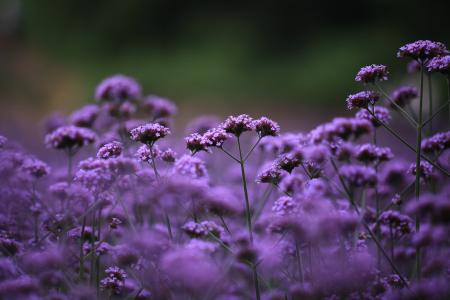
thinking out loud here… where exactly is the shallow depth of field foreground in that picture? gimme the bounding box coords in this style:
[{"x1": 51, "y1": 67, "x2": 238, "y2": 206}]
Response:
[{"x1": 1, "y1": 40, "x2": 450, "y2": 300}]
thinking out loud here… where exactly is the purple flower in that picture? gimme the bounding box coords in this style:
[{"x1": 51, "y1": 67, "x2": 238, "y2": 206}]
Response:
[
  {"x1": 276, "y1": 150, "x2": 302, "y2": 173},
  {"x1": 397, "y1": 40, "x2": 449, "y2": 61},
  {"x1": 97, "y1": 141, "x2": 123, "y2": 159},
  {"x1": 185, "y1": 133, "x2": 209, "y2": 154},
  {"x1": 427, "y1": 55, "x2": 450, "y2": 74},
  {"x1": 346, "y1": 91, "x2": 380, "y2": 110},
  {"x1": 391, "y1": 85, "x2": 418, "y2": 108},
  {"x1": 174, "y1": 155, "x2": 208, "y2": 180},
  {"x1": 143, "y1": 95, "x2": 177, "y2": 119},
  {"x1": 182, "y1": 220, "x2": 223, "y2": 238},
  {"x1": 69, "y1": 104, "x2": 100, "y2": 127},
  {"x1": 408, "y1": 161, "x2": 435, "y2": 181},
  {"x1": 355, "y1": 144, "x2": 393, "y2": 164},
  {"x1": 356, "y1": 106, "x2": 391, "y2": 127},
  {"x1": 95, "y1": 74, "x2": 141, "y2": 102},
  {"x1": 253, "y1": 116, "x2": 280, "y2": 137},
  {"x1": 272, "y1": 196, "x2": 298, "y2": 216},
  {"x1": 355, "y1": 64, "x2": 389, "y2": 83},
  {"x1": 21, "y1": 158, "x2": 50, "y2": 178},
  {"x1": 310, "y1": 117, "x2": 373, "y2": 143},
  {"x1": 129, "y1": 123, "x2": 170, "y2": 145},
  {"x1": 421, "y1": 131, "x2": 450, "y2": 154},
  {"x1": 221, "y1": 114, "x2": 255, "y2": 136},
  {"x1": 45, "y1": 125, "x2": 96, "y2": 150},
  {"x1": 203, "y1": 127, "x2": 230, "y2": 148},
  {"x1": 136, "y1": 144, "x2": 160, "y2": 162},
  {"x1": 339, "y1": 164, "x2": 378, "y2": 187},
  {"x1": 256, "y1": 163, "x2": 282, "y2": 184},
  {"x1": 160, "y1": 148, "x2": 176, "y2": 163}
]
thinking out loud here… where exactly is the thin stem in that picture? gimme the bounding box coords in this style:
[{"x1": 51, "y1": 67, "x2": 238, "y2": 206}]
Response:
[
  {"x1": 295, "y1": 240, "x2": 304, "y2": 282},
  {"x1": 164, "y1": 211, "x2": 173, "y2": 240},
  {"x1": 218, "y1": 214, "x2": 231, "y2": 235},
  {"x1": 237, "y1": 136, "x2": 253, "y2": 243},
  {"x1": 79, "y1": 216, "x2": 86, "y2": 281},
  {"x1": 368, "y1": 110, "x2": 450, "y2": 177},
  {"x1": 427, "y1": 73, "x2": 433, "y2": 136},
  {"x1": 117, "y1": 194, "x2": 137, "y2": 233},
  {"x1": 244, "y1": 136, "x2": 262, "y2": 162},
  {"x1": 252, "y1": 265, "x2": 261, "y2": 300},
  {"x1": 219, "y1": 147, "x2": 240, "y2": 163},
  {"x1": 414, "y1": 61, "x2": 425, "y2": 280},
  {"x1": 374, "y1": 82, "x2": 418, "y2": 127},
  {"x1": 67, "y1": 149, "x2": 74, "y2": 184},
  {"x1": 422, "y1": 101, "x2": 449, "y2": 127},
  {"x1": 149, "y1": 144, "x2": 159, "y2": 178}
]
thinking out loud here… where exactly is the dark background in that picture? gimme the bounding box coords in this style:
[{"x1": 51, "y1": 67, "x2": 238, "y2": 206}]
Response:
[{"x1": 1, "y1": 0, "x2": 449, "y2": 139}]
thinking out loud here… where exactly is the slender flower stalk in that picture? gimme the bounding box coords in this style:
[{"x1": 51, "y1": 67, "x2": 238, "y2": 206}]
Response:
[
  {"x1": 427, "y1": 73, "x2": 433, "y2": 136},
  {"x1": 237, "y1": 137, "x2": 253, "y2": 243}
]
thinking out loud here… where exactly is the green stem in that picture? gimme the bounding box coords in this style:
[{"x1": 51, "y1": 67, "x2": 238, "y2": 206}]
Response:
[
  {"x1": 244, "y1": 136, "x2": 262, "y2": 162},
  {"x1": 237, "y1": 137, "x2": 253, "y2": 243},
  {"x1": 149, "y1": 144, "x2": 159, "y2": 178},
  {"x1": 414, "y1": 61, "x2": 425, "y2": 280},
  {"x1": 252, "y1": 265, "x2": 261, "y2": 300},
  {"x1": 295, "y1": 240, "x2": 304, "y2": 282},
  {"x1": 427, "y1": 73, "x2": 433, "y2": 136}
]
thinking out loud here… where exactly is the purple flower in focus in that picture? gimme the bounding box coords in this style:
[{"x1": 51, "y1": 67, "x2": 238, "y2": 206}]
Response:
[
  {"x1": 221, "y1": 114, "x2": 255, "y2": 136},
  {"x1": 136, "y1": 144, "x2": 160, "y2": 163},
  {"x1": 427, "y1": 55, "x2": 450, "y2": 74},
  {"x1": 397, "y1": 40, "x2": 449, "y2": 61},
  {"x1": 256, "y1": 163, "x2": 282, "y2": 184},
  {"x1": 185, "y1": 133, "x2": 209, "y2": 154},
  {"x1": 95, "y1": 74, "x2": 141, "y2": 102},
  {"x1": 129, "y1": 123, "x2": 170, "y2": 145},
  {"x1": 355, "y1": 64, "x2": 389, "y2": 83},
  {"x1": 45, "y1": 125, "x2": 96, "y2": 151},
  {"x1": 253, "y1": 116, "x2": 280, "y2": 137},
  {"x1": 203, "y1": 127, "x2": 230, "y2": 148},
  {"x1": 346, "y1": 91, "x2": 380, "y2": 110}
]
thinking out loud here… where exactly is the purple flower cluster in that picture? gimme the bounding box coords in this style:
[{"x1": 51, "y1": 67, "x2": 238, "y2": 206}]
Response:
[
  {"x1": 1, "y1": 40, "x2": 450, "y2": 300},
  {"x1": 427, "y1": 55, "x2": 450, "y2": 74}
]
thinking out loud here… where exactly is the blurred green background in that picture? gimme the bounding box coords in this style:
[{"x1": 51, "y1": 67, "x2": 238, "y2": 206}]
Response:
[{"x1": 1, "y1": 0, "x2": 449, "y2": 135}]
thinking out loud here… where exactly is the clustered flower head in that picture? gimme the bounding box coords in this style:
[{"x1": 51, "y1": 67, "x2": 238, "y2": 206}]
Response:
[
  {"x1": 346, "y1": 91, "x2": 380, "y2": 110},
  {"x1": 97, "y1": 141, "x2": 123, "y2": 159},
  {"x1": 143, "y1": 95, "x2": 177, "y2": 119},
  {"x1": 95, "y1": 74, "x2": 141, "y2": 102},
  {"x1": 397, "y1": 40, "x2": 449, "y2": 61},
  {"x1": 355, "y1": 64, "x2": 389, "y2": 83},
  {"x1": 45, "y1": 125, "x2": 96, "y2": 151},
  {"x1": 221, "y1": 114, "x2": 255, "y2": 136},
  {"x1": 356, "y1": 106, "x2": 391, "y2": 127},
  {"x1": 253, "y1": 117, "x2": 280, "y2": 137},
  {"x1": 129, "y1": 123, "x2": 170, "y2": 145},
  {"x1": 427, "y1": 55, "x2": 450, "y2": 74},
  {"x1": 421, "y1": 131, "x2": 450, "y2": 154}
]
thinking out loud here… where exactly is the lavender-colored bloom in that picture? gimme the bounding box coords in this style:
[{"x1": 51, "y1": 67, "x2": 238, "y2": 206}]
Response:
[
  {"x1": 182, "y1": 220, "x2": 223, "y2": 238},
  {"x1": 45, "y1": 125, "x2": 96, "y2": 150},
  {"x1": 340, "y1": 164, "x2": 377, "y2": 187},
  {"x1": 397, "y1": 40, "x2": 449, "y2": 61},
  {"x1": 421, "y1": 131, "x2": 450, "y2": 154},
  {"x1": 276, "y1": 151, "x2": 302, "y2": 173},
  {"x1": 203, "y1": 127, "x2": 230, "y2": 148},
  {"x1": 174, "y1": 155, "x2": 208, "y2": 179},
  {"x1": 97, "y1": 141, "x2": 123, "y2": 159},
  {"x1": 272, "y1": 196, "x2": 298, "y2": 216},
  {"x1": 390, "y1": 85, "x2": 418, "y2": 108},
  {"x1": 185, "y1": 133, "x2": 209, "y2": 154},
  {"x1": 160, "y1": 148, "x2": 176, "y2": 163},
  {"x1": 356, "y1": 106, "x2": 391, "y2": 127},
  {"x1": 143, "y1": 95, "x2": 177, "y2": 119},
  {"x1": 69, "y1": 104, "x2": 99, "y2": 127},
  {"x1": 136, "y1": 144, "x2": 160, "y2": 162},
  {"x1": 253, "y1": 116, "x2": 280, "y2": 137},
  {"x1": 129, "y1": 123, "x2": 170, "y2": 145},
  {"x1": 201, "y1": 187, "x2": 240, "y2": 216},
  {"x1": 427, "y1": 55, "x2": 450, "y2": 74},
  {"x1": 329, "y1": 141, "x2": 355, "y2": 161},
  {"x1": 105, "y1": 101, "x2": 136, "y2": 119},
  {"x1": 346, "y1": 91, "x2": 380, "y2": 110},
  {"x1": 408, "y1": 161, "x2": 435, "y2": 181},
  {"x1": 257, "y1": 163, "x2": 282, "y2": 184},
  {"x1": 310, "y1": 117, "x2": 373, "y2": 143},
  {"x1": 21, "y1": 158, "x2": 50, "y2": 178},
  {"x1": 95, "y1": 74, "x2": 141, "y2": 102},
  {"x1": 355, "y1": 64, "x2": 389, "y2": 83},
  {"x1": 355, "y1": 144, "x2": 393, "y2": 164},
  {"x1": 279, "y1": 174, "x2": 304, "y2": 194},
  {"x1": 221, "y1": 114, "x2": 255, "y2": 136},
  {"x1": 379, "y1": 210, "x2": 412, "y2": 236}
]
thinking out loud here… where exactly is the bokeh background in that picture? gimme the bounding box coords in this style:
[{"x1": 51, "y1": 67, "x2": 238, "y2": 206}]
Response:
[{"x1": 1, "y1": 0, "x2": 450, "y2": 146}]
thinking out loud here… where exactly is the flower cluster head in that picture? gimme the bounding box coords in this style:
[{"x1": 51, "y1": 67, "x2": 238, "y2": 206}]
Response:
[
  {"x1": 182, "y1": 220, "x2": 223, "y2": 238},
  {"x1": 129, "y1": 123, "x2": 170, "y2": 145},
  {"x1": 221, "y1": 114, "x2": 255, "y2": 136},
  {"x1": 346, "y1": 91, "x2": 380, "y2": 110},
  {"x1": 160, "y1": 148, "x2": 176, "y2": 163},
  {"x1": 397, "y1": 40, "x2": 449, "y2": 61},
  {"x1": 339, "y1": 164, "x2": 377, "y2": 187},
  {"x1": 276, "y1": 150, "x2": 303, "y2": 173},
  {"x1": 100, "y1": 266, "x2": 127, "y2": 294},
  {"x1": 97, "y1": 141, "x2": 123, "y2": 159},
  {"x1": 427, "y1": 55, "x2": 450, "y2": 74},
  {"x1": 379, "y1": 210, "x2": 412, "y2": 236},
  {"x1": 272, "y1": 196, "x2": 298, "y2": 216},
  {"x1": 203, "y1": 127, "x2": 229, "y2": 148},
  {"x1": 356, "y1": 106, "x2": 391, "y2": 127},
  {"x1": 174, "y1": 155, "x2": 208, "y2": 180},
  {"x1": 310, "y1": 117, "x2": 373, "y2": 143},
  {"x1": 355, "y1": 64, "x2": 389, "y2": 83},
  {"x1": 390, "y1": 86, "x2": 418, "y2": 108},
  {"x1": 253, "y1": 117, "x2": 280, "y2": 137},
  {"x1": 143, "y1": 95, "x2": 177, "y2": 119},
  {"x1": 408, "y1": 161, "x2": 435, "y2": 181},
  {"x1": 95, "y1": 74, "x2": 141, "y2": 102},
  {"x1": 69, "y1": 104, "x2": 99, "y2": 127},
  {"x1": 421, "y1": 131, "x2": 450, "y2": 154},
  {"x1": 45, "y1": 125, "x2": 96, "y2": 151},
  {"x1": 355, "y1": 144, "x2": 393, "y2": 164},
  {"x1": 21, "y1": 158, "x2": 50, "y2": 179},
  {"x1": 185, "y1": 133, "x2": 209, "y2": 154}
]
